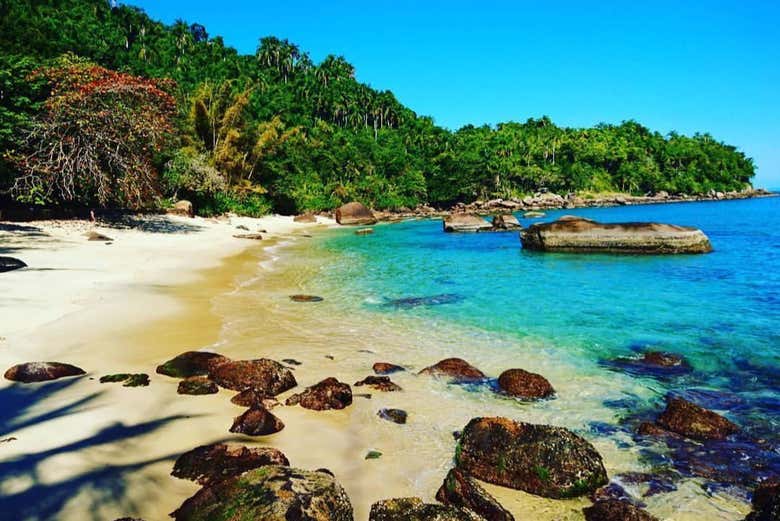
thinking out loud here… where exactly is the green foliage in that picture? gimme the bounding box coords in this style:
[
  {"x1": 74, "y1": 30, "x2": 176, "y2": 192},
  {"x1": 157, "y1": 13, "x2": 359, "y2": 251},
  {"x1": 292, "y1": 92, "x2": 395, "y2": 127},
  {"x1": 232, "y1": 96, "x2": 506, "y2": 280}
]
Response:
[{"x1": 0, "y1": 0, "x2": 756, "y2": 214}]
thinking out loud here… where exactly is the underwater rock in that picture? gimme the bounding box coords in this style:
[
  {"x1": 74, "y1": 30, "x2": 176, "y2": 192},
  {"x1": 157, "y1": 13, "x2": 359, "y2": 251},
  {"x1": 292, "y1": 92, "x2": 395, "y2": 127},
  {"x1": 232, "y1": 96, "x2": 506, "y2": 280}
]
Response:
[
  {"x1": 384, "y1": 294, "x2": 464, "y2": 309},
  {"x1": 285, "y1": 377, "x2": 352, "y2": 410},
  {"x1": 653, "y1": 396, "x2": 739, "y2": 441},
  {"x1": 455, "y1": 417, "x2": 608, "y2": 498}
]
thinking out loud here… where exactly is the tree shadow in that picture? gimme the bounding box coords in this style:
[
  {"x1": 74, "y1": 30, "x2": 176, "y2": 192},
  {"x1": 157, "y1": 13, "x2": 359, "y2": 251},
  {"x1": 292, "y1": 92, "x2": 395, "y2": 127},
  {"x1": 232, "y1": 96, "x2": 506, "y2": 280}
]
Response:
[
  {"x1": 0, "y1": 223, "x2": 50, "y2": 255},
  {"x1": 99, "y1": 214, "x2": 205, "y2": 234}
]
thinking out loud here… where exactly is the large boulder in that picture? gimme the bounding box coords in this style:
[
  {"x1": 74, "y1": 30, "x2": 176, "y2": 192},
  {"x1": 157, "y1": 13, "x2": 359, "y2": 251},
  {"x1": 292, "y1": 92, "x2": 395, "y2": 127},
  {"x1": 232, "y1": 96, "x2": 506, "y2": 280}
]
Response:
[
  {"x1": 497, "y1": 369, "x2": 555, "y2": 400},
  {"x1": 745, "y1": 479, "x2": 780, "y2": 521},
  {"x1": 0, "y1": 256, "x2": 27, "y2": 273},
  {"x1": 171, "y1": 443, "x2": 289, "y2": 485},
  {"x1": 443, "y1": 214, "x2": 492, "y2": 233},
  {"x1": 369, "y1": 497, "x2": 482, "y2": 521},
  {"x1": 336, "y1": 202, "x2": 377, "y2": 226},
  {"x1": 172, "y1": 466, "x2": 353, "y2": 521},
  {"x1": 583, "y1": 500, "x2": 659, "y2": 521},
  {"x1": 285, "y1": 377, "x2": 352, "y2": 410},
  {"x1": 654, "y1": 396, "x2": 739, "y2": 441},
  {"x1": 419, "y1": 358, "x2": 486, "y2": 383},
  {"x1": 520, "y1": 217, "x2": 713, "y2": 254},
  {"x1": 4, "y1": 362, "x2": 85, "y2": 383},
  {"x1": 436, "y1": 468, "x2": 515, "y2": 521},
  {"x1": 491, "y1": 214, "x2": 522, "y2": 231},
  {"x1": 208, "y1": 359, "x2": 297, "y2": 395},
  {"x1": 156, "y1": 351, "x2": 229, "y2": 379},
  {"x1": 167, "y1": 200, "x2": 194, "y2": 217},
  {"x1": 455, "y1": 417, "x2": 608, "y2": 498},
  {"x1": 229, "y1": 407, "x2": 285, "y2": 436}
]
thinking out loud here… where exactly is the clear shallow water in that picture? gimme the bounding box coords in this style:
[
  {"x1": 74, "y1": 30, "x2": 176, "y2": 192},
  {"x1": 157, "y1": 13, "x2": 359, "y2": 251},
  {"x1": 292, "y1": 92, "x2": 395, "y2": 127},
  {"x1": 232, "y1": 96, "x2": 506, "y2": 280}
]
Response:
[{"x1": 308, "y1": 197, "x2": 780, "y2": 494}]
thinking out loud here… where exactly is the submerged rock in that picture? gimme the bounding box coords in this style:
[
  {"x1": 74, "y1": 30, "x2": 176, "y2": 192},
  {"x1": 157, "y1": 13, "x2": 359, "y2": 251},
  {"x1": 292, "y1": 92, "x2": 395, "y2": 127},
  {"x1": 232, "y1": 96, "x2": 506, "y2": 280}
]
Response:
[
  {"x1": 583, "y1": 500, "x2": 659, "y2": 521},
  {"x1": 172, "y1": 443, "x2": 289, "y2": 485},
  {"x1": 497, "y1": 368, "x2": 555, "y2": 399},
  {"x1": 290, "y1": 294, "x2": 324, "y2": 302},
  {"x1": 606, "y1": 350, "x2": 692, "y2": 379},
  {"x1": 172, "y1": 466, "x2": 353, "y2": 521},
  {"x1": 177, "y1": 376, "x2": 218, "y2": 395},
  {"x1": 384, "y1": 294, "x2": 464, "y2": 309},
  {"x1": 491, "y1": 214, "x2": 522, "y2": 231},
  {"x1": 455, "y1": 417, "x2": 608, "y2": 498},
  {"x1": 209, "y1": 359, "x2": 297, "y2": 395},
  {"x1": 443, "y1": 213, "x2": 492, "y2": 233},
  {"x1": 378, "y1": 408, "x2": 407, "y2": 424},
  {"x1": 99, "y1": 373, "x2": 149, "y2": 387},
  {"x1": 336, "y1": 201, "x2": 377, "y2": 226},
  {"x1": 355, "y1": 375, "x2": 402, "y2": 392},
  {"x1": 523, "y1": 211, "x2": 546, "y2": 218},
  {"x1": 156, "y1": 351, "x2": 229, "y2": 379},
  {"x1": 369, "y1": 497, "x2": 482, "y2": 521},
  {"x1": 355, "y1": 228, "x2": 374, "y2": 236},
  {"x1": 745, "y1": 479, "x2": 780, "y2": 521},
  {"x1": 0, "y1": 256, "x2": 27, "y2": 273},
  {"x1": 419, "y1": 358, "x2": 486, "y2": 383},
  {"x1": 4, "y1": 362, "x2": 85, "y2": 383},
  {"x1": 520, "y1": 217, "x2": 713, "y2": 254},
  {"x1": 285, "y1": 377, "x2": 352, "y2": 410},
  {"x1": 229, "y1": 407, "x2": 285, "y2": 436},
  {"x1": 436, "y1": 468, "x2": 515, "y2": 521},
  {"x1": 373, "y1": 362, "x2": 405, "y2": 375},
  {"x1": 653, "y1": 396, "x2": 739, "y2": 441}
]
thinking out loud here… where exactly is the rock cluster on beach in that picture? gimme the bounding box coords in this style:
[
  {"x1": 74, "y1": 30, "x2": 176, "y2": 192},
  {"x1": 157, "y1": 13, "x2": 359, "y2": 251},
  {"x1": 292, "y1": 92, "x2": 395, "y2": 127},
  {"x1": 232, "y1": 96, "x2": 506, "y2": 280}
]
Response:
[{"x1": 520, "y1": 216, "x2": 713, "y2": 254}]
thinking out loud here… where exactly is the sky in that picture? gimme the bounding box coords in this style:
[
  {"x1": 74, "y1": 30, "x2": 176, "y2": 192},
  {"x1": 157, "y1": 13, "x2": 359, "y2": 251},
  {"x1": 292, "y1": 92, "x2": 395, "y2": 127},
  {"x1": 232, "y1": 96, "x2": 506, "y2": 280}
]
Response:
[{"x1": 126, "y1": 0, "x2": 779, "y2": 188}]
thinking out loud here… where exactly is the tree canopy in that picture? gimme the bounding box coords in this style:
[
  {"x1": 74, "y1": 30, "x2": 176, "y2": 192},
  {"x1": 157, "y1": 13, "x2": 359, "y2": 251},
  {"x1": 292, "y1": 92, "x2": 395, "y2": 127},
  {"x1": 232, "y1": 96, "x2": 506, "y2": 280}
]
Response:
[{"x1": 0, "y1": 0, "x2": 756, "y2": 214}]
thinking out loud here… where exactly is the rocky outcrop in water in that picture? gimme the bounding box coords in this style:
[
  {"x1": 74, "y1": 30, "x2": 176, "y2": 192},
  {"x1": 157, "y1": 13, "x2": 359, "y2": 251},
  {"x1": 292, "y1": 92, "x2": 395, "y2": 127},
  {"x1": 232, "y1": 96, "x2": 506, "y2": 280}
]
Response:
[
  {"x1": 172, "y1": 466, "x2": 353, "y2": 521},
  {"x1": 497, "y1": 368, "x2": 555, "y2": 399},
  {"x1": 583, "y1": 500, "x2": 659, "y2": 521},
  {"x1": 436, "y1": 468, "x2": 515, "y2": 521},
  {"x1": 209, "y1": 359, "x2": 297, "y2": 395},
  {"x1": 156, "y1": 351, "x2": 229, "y2": 379},
  {"x1": 745, "y1": 479, "x2": 780, "y2": 521},
  {"x1": 285, "y1": 377, "x2": 352, "y2": 410},
  {"x1": 336, "y1": 202, "x2": 377, "y2": 225},
  {"x1": 606, "y1": 350, "x2": 692, "y2": 379},
  {"x1": 520, "y1": 217, "x2": 713, "y2": 254},
  {"x1": 643, "y1": 396, "x2": 740, "y2": 441},
  {"x1": 4, "y1": 362, "x2": 85, "y2": 383},
  {"x1": 369, "y1": 497, "x2": 482, "y2": 521},
  {"x1": 171, "y1": 443, "x2": 289, "y2": 485},
  {"x1": 455, "y1": 417, "x2": 608, "y2": 498},
  {"x1": 229, "y1": 406, "x2": 285, "y2": 436},
  {"x1": 419, "y1": 358, "x2": 486, "y2": 383},
  {"x1": 355, "y1": 375, "x2": 402, "y2": 392},
  {"x1": 443, "y1": 214, "x2": 492, "y2": 233},
  {"x1": 0, "y1": 256, "x2": 27, "y2": 273},
  {"x1": 491, "y1": 214, "x2": 522, "y2": 231}
]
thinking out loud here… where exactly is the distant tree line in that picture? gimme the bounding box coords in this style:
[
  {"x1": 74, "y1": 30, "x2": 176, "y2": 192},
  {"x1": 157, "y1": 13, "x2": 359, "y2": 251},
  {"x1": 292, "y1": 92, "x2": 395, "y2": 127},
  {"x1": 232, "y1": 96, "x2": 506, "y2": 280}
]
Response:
[{"x1": 0, "y1": 0, "x2": 755, "y2": 214}]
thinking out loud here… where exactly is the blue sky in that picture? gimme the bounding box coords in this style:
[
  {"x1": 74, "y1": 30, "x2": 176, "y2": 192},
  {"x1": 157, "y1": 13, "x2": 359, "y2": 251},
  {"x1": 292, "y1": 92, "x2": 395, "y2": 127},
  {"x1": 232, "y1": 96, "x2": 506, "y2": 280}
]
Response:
[{"x1": 127, "y1": 0, "x2": 779, "y2": 188}]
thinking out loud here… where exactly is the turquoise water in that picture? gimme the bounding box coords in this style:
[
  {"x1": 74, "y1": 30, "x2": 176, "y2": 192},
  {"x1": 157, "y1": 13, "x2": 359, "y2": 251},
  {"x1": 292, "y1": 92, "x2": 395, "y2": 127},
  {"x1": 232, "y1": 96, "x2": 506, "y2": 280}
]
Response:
[{"x1": 312, "y1": 197, "x2": 780, "y2": 491}]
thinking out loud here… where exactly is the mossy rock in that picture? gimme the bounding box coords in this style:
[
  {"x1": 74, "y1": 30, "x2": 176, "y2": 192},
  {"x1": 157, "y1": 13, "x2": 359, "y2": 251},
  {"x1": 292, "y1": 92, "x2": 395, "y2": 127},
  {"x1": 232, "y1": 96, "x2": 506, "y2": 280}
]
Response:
[
  {"x1": 369, "y1": 497, "x2": 482, "y2": 521},
  {"x1": 156, "y1": 351, "x2": 229, "y2": 379}
]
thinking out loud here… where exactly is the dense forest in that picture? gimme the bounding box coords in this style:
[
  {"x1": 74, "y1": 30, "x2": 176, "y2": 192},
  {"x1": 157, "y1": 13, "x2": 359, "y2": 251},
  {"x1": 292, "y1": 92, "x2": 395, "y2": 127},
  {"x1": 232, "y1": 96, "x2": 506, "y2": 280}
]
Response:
[{"x1": 0, "y1": 0, "x2": 756, "y2": 215}]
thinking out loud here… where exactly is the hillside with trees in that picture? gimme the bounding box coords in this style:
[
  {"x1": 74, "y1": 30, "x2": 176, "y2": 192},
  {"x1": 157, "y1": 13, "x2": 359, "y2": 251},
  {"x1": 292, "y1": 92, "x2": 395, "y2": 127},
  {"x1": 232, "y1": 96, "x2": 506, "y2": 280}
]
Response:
[{"x1": 0, "y1": 0, "x2": 756, "y2": 215}]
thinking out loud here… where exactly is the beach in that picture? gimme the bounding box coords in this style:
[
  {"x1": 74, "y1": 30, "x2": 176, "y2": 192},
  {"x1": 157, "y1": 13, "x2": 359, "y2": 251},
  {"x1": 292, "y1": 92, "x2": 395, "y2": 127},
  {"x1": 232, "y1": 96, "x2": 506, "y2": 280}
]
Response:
[{"x1": 1, "y1": 201, "x2": 774, "y2": 520}]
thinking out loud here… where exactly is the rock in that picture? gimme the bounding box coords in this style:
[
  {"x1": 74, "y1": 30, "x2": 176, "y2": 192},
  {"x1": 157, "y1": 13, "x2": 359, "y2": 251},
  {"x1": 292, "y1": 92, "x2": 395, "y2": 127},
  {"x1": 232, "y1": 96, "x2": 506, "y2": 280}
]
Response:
[
  {"x1": 285, "y1": 377, "x2": 352, "y2": 410},
  {"x1": 455, "y1": 417, "x2": 608, "y2": 498},
  {"x1": 355, "y1": 375, "x2": 402, "y2": 392},
  {"x1": 491, "y1": 214, "x2": 522, "y2": 231},
  {"x1": 655, "y1": 396, "x2": 739, "y2": 441},
  {"x1": 384, "y1": 294, "x2": 464, "y2": 308},
  {"x1": 235, "y1": 225, "x2": 249, "y2": 231},
  {"x1": 0, "y1": 256, "x2": 27, "y2": 273},
  {"x1": 172, "y1": 443, "x2": 289, "y2": 486},
  {"x1": 156, "y1": 351, "x2": 229, "y2": 379},
  {"x1": 4, "y1": 362, "x2": 85, "y2": 383},
  {"x1": 355, "y1": 228, "x2": 374, "y2": 235},
  {"x1": 290, "y1": 294, "x2": 324, "y2": 302},
  {"x1": 497, "y1": 368, "x2": 555, "y2": 399},
  {"x1": 745, "y1": 479, "x2": 780, "y2": 521},
  {"x1": 373, "y1": 362, "x2": 405, "y2": 375},
  {"x1": 369, "y1": 497, "x2": 482, "y2": 521},
  {"x1": 229, "y1": 407, "x2": 285, "y2": 436},
  {"x1": 282, "y1": 358, "x2": 302, "y2": 366},
  {"x1": 336, "y1": 202, "x2": 377, "y2": 226},
  {"x1": 606, "y1": 350, "x2": 692, "y2": 379},
  {"x1": 233, "y1": 233, "x2": 263, "y2": 240},
  {"x1": 436, "y1": 468, "x2": 515, "y2": 521},
  {"x1": 172, "y1": 466, "x2": 353, "y2": 521},
  {"x1": 365, "y1": 450, "x2": 383, "y2": 460},
  {"x1": 209, "y1": 359, "x2": 297, "y2": 395},
  {"x1": 230, "y1": 389, "x2": 280, "y2": 409},
  {"x1": 167, "y1": 200, "x2": 194, "y2": 217},
  {"x1": 294, "y1": 213, "x2": 317, "y2": 223},
  {"x1": 85, "y1": 230, "x2": 113, "y2": 241},
  {"x1": 641, "y1": 351, "x2": 687, "y2": 367},
  {"x1": 177, "y1": 376, "x2": 218, "y2": 395},
  {"x1": 443, "y1": 214, "x2": 492, "y2": 233},
  {"x1": 419, "y1": 358, "x2": 486, "y2": 383},
  {"x1": 520, "y1": 217, "x2": 713, "y2": 254},
  {"x1": 523, "y1": 211, "x2": 546, "y2": 218},
  {"x1": 99, "y1": 373, "x2": 149, "y2": 387},
  {"x1": 378, "y1": 408, "x2": 407, "y2": 424},
  {"x1": 583, "y1": 500, "x2": 659, "y2": 521}
]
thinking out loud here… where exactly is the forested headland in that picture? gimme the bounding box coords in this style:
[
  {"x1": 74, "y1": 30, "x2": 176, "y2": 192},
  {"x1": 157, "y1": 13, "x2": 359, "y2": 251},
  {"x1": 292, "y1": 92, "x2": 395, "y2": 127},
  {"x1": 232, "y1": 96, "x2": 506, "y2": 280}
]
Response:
[{"x1": 0, "y1": 0, "x2": 757, "y2": 216}]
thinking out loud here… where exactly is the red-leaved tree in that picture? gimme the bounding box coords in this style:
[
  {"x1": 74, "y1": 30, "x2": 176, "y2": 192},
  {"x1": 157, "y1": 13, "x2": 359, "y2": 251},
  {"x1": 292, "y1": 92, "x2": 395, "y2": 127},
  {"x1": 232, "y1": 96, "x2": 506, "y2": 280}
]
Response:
[{"x1": 12, "y1": 58, "x2": 176, "y2": 208}]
